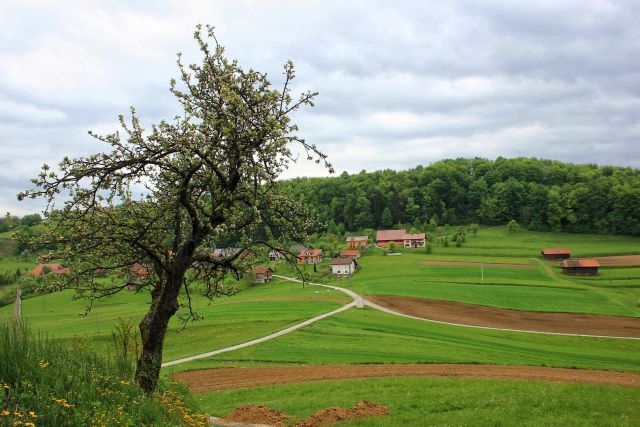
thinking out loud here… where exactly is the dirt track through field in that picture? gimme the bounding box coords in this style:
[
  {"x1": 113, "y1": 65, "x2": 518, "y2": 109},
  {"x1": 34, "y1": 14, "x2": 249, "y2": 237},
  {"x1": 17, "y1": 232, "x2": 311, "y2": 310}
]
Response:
[
  {"x1": 589, "y1": 255, "x2": 640, "y2": 267},
  {"x1": 174, "y1": 364, "x2": 640, "y2": 393},
  {"x1": 366, "y1": 295, "x2": 640, "y2": 337},
  {"x1": 420, "y1": 260, "x2": 533, "y2": 268}
]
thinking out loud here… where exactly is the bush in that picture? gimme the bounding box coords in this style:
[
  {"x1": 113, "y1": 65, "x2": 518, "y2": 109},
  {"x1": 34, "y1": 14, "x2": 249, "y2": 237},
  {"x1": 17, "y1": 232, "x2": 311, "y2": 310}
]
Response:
[{"x1": 0, "y1": 319, "x2": 207, "y2": 426}]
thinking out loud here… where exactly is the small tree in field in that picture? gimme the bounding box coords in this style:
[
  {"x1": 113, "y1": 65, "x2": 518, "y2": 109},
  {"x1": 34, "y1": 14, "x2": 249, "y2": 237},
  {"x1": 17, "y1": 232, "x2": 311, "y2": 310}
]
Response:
[
  {"x1": 18, "y1": 25, "x2": 330, "y2": 393},
  {"x1": 507, "y1": 219, "x2": 519, "y2": 233}
]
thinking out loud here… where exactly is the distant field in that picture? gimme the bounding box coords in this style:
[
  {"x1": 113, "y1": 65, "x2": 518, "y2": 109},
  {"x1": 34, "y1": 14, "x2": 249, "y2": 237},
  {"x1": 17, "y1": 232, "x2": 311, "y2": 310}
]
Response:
[
  {"x1": 196, "y1": 376, "x2": 640, "y2": 426},
  {"x1": 0, "y1": 279, "x2": 343, "y2": 362},
  {"x1": 169, "y1": 307, "x2": 640, "y2": 375}
]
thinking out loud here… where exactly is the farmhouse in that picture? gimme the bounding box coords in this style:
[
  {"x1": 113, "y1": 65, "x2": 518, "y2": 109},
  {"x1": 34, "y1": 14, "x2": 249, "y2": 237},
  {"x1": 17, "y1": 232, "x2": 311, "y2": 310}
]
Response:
[
  {"x1": 345, "y1": 236, "x2": 368, "y2": 248},
  {"x1": 30, "y1": 263, "x2": 69, "y2": 276},
  {"x1": 252, "y1": 266, "x2": 273, "y2": 283},
  {"x1": 297, "y1": 248, "x2": 323, "y2": 265},
  {"x1": 376, "y1": 229, "x2": 426, "y2": 248},
  {"x1": 541, "y1": 248, "x2": 571, "y2": 260},
  {"x1": 330, "y1": 257, "x2": 358, "y2": 275},
  {"x1": 340, "y1": 249, "x2": 361, "y2": 259},
  {"x1": 560, "y1": 259, "x2": 600, "y2": 276}
]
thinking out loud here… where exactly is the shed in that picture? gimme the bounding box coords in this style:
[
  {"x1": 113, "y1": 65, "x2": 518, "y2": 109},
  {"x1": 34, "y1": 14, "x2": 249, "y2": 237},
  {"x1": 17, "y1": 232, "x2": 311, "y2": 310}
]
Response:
[
  {"x1": 541, "y1": 248, "x2": 571, "y2": 260},
  {"x1": 330, "y1": 257, "x2": 358, "y2": 275},
  {"x1": 345, "y1": 236, "x2": 368, "y2": 248},
  {"x1": 560, "y1": 259, "x2": 600, "y2": 276}
]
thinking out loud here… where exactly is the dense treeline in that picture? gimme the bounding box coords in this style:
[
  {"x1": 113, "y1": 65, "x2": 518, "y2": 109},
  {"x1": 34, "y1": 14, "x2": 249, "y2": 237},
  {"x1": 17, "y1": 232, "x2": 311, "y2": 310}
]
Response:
[{"x1": 281, "y1": 157, "x2": 640, "y2": 236}]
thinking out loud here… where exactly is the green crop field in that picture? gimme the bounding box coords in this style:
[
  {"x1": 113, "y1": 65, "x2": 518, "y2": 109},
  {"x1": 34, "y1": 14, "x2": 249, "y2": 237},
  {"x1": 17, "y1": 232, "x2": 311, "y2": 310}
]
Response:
[
  {"x1": 168, "y1": 307, "x2": 640, "y2": 375},
  {"x1": 0, "y1": 279, "x2": 343, "y2": 362},
  {"x1": 197, "y1": 376, "x2": 640, "y2": 426}
]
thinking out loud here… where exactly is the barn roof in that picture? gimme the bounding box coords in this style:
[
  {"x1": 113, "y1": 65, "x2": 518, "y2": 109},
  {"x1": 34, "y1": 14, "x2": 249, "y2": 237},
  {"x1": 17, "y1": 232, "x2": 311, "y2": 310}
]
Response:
[
  {"x1": 340, "y1": 249, "x2": 361, "y2": 257},
  {"x1": 560, "y1": 259, "x2": 600, "y2": 268},
  {"x1": 253, "y1": 266, "x2": 273, "y2": 275},
  {"x1": 330, "y1": 257, "x2": 355, "y2": 265},
  {"x1": 541, "y1": 248, "x2": 572, "y2": 255},
  {"x1": 404, "y1": 233, "x2": 426, "y2": 240},
  {"x1": 299, "y1": 248, "x2": 322, "y2": 257},
  {"x1": 30, "y1": 263, "x2": 69, "y2": 276},
  {"x1": 376, "y1": 229, "x2": 406, "y2": 241},
  {"x1": 346, "y1": 236, "x2": 368, "y2": 242}
]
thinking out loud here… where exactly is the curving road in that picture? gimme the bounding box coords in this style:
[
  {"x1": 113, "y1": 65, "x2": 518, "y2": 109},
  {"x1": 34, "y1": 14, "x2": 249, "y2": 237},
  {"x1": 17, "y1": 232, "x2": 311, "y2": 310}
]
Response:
[{"x1": 162, "y1": 274, "x2": 639, "y2": 367}]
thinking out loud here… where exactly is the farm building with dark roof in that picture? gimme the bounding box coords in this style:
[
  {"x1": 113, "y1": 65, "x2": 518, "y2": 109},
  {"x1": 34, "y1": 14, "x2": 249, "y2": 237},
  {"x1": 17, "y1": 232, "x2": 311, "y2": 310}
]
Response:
[
  {"x1": 541, "y1": 248, "x2": 571, "y2": 260},
  {"x1": 560, "y1": 259, "x2": 600, "y2": 276}
]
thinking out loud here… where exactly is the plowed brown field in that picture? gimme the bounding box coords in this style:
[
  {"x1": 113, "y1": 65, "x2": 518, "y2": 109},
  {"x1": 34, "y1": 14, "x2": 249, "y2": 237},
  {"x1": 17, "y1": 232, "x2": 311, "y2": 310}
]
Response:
[
  {"x1": 367, "y1": 295, "x2": 640, "y2": 337},
  {"x1": 174, "y1": 364, "x2": 640, "y2": 393},
  {"x1": 588, "y1": 255, "x2": 640, "y2": 267}
]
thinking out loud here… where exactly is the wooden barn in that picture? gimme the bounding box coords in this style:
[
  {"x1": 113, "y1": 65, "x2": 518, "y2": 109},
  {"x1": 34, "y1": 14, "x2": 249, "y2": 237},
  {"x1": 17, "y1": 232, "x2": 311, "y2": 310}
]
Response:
[
  {"x1": 560, "y1": 259, "x2": 600, "y2": 276},
  {"x1": 541, "y1": 248, "x2": 571, "y2": 260},
  {"x1": 376, "y1": 230, "x2": 426, "y2": 248}
]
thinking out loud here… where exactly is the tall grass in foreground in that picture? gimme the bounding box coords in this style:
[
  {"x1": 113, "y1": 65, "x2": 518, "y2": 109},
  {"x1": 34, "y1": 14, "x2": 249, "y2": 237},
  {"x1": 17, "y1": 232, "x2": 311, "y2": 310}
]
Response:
[{"x1": 0, "y1": 319, "x2": 206, "y2": 426}]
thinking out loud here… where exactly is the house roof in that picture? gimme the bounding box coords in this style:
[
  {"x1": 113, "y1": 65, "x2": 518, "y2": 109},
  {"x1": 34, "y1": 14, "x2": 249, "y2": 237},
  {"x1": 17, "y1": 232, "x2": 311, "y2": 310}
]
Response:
[
  {"x1": 340, "y1": 249, "x2": 361, "y2": 257},
  {"x1": 253, "y1": 266, "x2": 273, "y2": 275},
  {"x1": 330, "y1": 257, "x2": 356, "y2": 266},
  {"x1": 346, "y1": 236, "x2": 368, "y2": 242},
  {"x1": 541, "y1": 248, "x2": 571, "y2": 255},
  {"x1": 30, "y1": 263, "x2": 69, "y2": 276},
  {"x1": 561, "y1": 259, "x2": 600, "y2": 268},
  {"x1": 299, "y1": 248, "x2": 322, "y2": 257},
  {"x1": 130, "y1": 263, "x2": 149, "y2": 277},
  {"x1": 404, "y1": 233, "x2": 426, "y2": 240},
  {"x1": 376, "y1": 229, "x2": 406, "y2": 241}
]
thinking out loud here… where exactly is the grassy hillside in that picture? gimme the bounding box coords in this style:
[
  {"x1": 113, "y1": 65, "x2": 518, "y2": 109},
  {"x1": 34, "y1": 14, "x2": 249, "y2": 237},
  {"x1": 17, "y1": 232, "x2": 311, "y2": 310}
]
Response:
[
  {"x1": 197, "y1": 377, "x2": 640, "y2": 426},
  {"x1": 169, "y1": 307, "x2": 640, "y2": 375},
  {"x1": 0, "y1": 279, "x2": 343, "y2": 362}
]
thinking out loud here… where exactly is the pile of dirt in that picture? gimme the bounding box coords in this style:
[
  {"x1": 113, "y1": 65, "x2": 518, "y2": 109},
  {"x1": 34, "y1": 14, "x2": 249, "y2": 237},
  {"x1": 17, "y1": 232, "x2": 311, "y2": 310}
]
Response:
[
  {"x1": 218, "y1": 404, "x2": 291, "y2": 426},
  {"x1": 295, "y1": 400, "x2": 389, "y2": 427},
  {"x1": 216, "y1": 401, "x2": 389, "y2": 427}
]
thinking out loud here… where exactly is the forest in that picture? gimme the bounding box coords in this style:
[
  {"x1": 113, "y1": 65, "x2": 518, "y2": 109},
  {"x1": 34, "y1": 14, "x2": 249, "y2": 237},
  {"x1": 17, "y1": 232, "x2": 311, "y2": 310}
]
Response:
[{"x1": 281, "y1": 157, "x2": 640, "y2": 236}]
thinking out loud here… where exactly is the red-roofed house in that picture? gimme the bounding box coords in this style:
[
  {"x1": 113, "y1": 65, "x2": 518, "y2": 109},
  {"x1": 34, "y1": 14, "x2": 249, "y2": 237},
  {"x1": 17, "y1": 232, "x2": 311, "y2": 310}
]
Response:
[
  {"x1": 330, "y1": 257, "x2": 358, "y2": 275},
  {"x1": 297, "y1": 248, "x2": 323, "y2": 265},
  {"x1": 541, "y1": 248, "x2": 571, "y2": 260},
  {"x1": 376, "y1": 229, "x2": 426, "y2": 248},
  {"x1": 30, "y1": 263, "x2": 69, "y2": 276},
  {"x1": 340, "y1": 249, "x2": 361, "y2": 259},
  {"x1": 345, "y1": 236, "x2": 368, "y2": 248},
  {"x1": 560, "y1": 259, "x2": 600, "y2": 275},
  {"x1": 130, "y1": 263, "x2": 149, "y2": 277},
  {"x1": 252, "y1": 266, "x2": 273, "y2": 283}
]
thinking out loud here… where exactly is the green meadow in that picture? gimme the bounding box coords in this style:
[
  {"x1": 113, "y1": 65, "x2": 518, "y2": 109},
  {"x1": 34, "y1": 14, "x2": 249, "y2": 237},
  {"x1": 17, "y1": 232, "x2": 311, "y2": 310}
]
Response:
[
  {"x1": 168, "y1": 307, "x2": 640, "y2": 375},
  {"x1": 0, "y1": 279, "x2": 343, "y2": 362},
  {"x1": 198, "y1": 376, "x2": 640, "y2": 426}
]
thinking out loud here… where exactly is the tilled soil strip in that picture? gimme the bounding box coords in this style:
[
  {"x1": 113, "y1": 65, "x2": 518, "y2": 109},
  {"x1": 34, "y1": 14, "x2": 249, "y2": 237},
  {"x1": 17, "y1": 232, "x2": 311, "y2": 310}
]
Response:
[
  {"x1": 589, "y1": 255, "x2": 640, "y2": 267},
  {"x1": 366, "y1": 295, "x2": 640, "y2": 338},
  {"x1": 174, "y1": 364, "x2": 640, "y2": 394},
  {"x1": 419, "y1": 260, "x2": 533, "y2": 268}
]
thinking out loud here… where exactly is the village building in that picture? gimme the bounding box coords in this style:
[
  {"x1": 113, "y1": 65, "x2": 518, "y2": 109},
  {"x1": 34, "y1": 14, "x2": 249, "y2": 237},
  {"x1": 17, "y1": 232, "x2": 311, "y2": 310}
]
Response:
[
  {"x1": 376, "y1": 229, "x2": 426, "y2": 248},
  {"x1": 268, "y1": 248, "x2": 286, "y2": 261},
  {"x1": 541, "y1": 248, "x2": 571, "y2": 260},
  {"x1": 345, "y1": 236, "x2": 368, "y2": 248},
  {"x1": 30, "y1": 263, "x2": 69, "y2": 276},
  {"x1": 252, "y1": 266, "x2": 273, "y2": 283},
  {"x1": 212, "y1": 248, "x2": 253, "y2": 260},
  {"x1": 330, "y1": 257, "x2": 358, "y2": 275},
  {"x1": 340, "y1": 249, "x2": 361, "y2": 259},
  {"x1": 297, "y1": 248, "x2": 323, "y2": 265},
  {"x1": 560, "y1": 259, "x2": 600, "y2": 276}
]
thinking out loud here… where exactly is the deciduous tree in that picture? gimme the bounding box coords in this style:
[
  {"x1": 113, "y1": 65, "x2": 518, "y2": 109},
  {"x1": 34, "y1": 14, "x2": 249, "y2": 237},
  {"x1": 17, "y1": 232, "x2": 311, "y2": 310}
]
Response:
[{"x1": 18, "y1": 25, "x2": 330, "y2": 393}]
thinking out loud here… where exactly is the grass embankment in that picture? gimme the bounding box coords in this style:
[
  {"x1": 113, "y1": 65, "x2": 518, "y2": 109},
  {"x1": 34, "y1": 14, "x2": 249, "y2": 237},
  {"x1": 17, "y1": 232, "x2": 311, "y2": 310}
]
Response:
[
  {"x1": 169, "y1": 307, "x2": 640, "y2": 374},
  {"x1": 197, "y1": 376, "x2": 640, "y2": 426},
  {"x1": 0, "y1": 320, "x2": 206, "y2": 426},
  {"x1": 0, "y1": 279, "x2": 343, "y2": 362}
]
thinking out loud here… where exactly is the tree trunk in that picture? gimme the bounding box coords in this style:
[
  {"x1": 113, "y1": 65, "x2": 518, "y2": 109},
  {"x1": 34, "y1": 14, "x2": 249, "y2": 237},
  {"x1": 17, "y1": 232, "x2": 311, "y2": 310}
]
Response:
[{"x1": 135, "y1": 275, "x2": 182, "y2": 393}]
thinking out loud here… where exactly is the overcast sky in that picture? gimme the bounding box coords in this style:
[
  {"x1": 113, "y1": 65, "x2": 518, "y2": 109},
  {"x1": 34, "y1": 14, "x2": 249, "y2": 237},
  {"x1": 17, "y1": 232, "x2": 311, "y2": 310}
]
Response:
[{"x1": 2, "y1": 0, "x2": 640, "y2": 214}]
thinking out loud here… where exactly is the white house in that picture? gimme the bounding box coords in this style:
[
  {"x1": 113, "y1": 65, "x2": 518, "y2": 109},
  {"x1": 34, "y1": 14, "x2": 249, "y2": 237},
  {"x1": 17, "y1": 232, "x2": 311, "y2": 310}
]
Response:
[{"x1": 330, "y1": 257, "x2": 358, "y2": 275}]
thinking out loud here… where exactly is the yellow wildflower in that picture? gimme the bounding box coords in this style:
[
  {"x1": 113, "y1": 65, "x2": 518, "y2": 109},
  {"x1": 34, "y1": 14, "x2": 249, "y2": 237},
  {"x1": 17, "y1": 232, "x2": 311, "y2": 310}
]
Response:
[
  {"x1": 1, "y1": 410, "x2": 10, "y2": 416},
  {"x1": 28, "y1": 412, "x2": 37, "y2": 418},
  {"x1": 38, "y1": 360, "x2": 48, "y2": 369},
  {"x1": 119, "y1": 380, "x2": 129, "y2": 385},
  {"x1": 24, "y1": 423, "x2": 35, "y2": 427}
]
